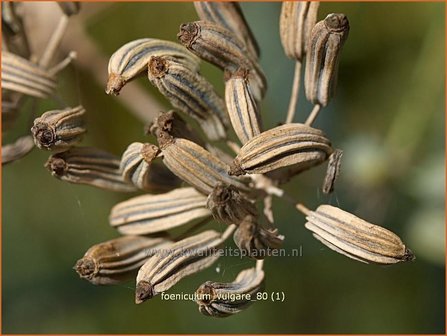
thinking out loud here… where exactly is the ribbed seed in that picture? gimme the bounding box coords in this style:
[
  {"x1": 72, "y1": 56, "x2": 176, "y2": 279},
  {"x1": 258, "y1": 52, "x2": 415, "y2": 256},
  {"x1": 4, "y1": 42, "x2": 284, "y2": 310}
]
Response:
[
  {"x1": 135, "y1": 230, "x2": 223, "y2": 303},
  {"x1": 148, "y1": 56, "x2": 227, "y2": 141},
  {"x1": 120, "y1": 142, "x2": 180, "y2": 192},
  {"x1": 57, "y1": 2, "x2": 81, "y2": 16},
  {"x1": 279, "y1": 2, "x2": 319, "y2": 61},
  {"x1": 229, "y1": 123, "x2": 333, "y2": 176},
  {"x1": 206, "y1": 183, "x2": 257, "y2": 226},
  {"x1": 2, "y1": 135, "x2": 34, "y2": 165},
  {"x1": 193, "y1": 2, "x2": 260, "y2": 60},
  {"x1": 31, "y1": 105, "x2": 86, "y2": 152},
  {"x1": 157, "y1": 134, "x2": 249, "y2": 195},
  {"x1": 195, "y1": 266, "x2": 265, "y2": 317},
  {"x1": 305, "y1": 204, "x2": 415, "y2": 264},
  {"x1": 148, "y1": 110, "x2": 206, "y2": 147},
  {"x1": 233, "y1": 215, "x2": 284, "y2": 260},
  {"x1": 225, "y1": 68, "x2": 262, "y2": 144},
  {"x1": 322, "y1": 148, "x2": 342, "y2": 194},
  {"x1": 110, "y1": 187, "x2": 211, "y2": 235},
  {"x1": 74, "y1": 235, "x2": 172, "y2": 285},
  {"x1": 304, "y1": 13, "x2": 349, "y2": 107},
  {"x1": 106, "y1": 38, "x2": 199, "y2": 95},
  {"x1": 1, "y1": 51, "x2": 57, "y2": 98},
  {"x1": 45, "y1": 147, "x2": 137, "y2": 192},
  {"x1": 177, "y1": 21, "x2": 266, "y2": 101}
]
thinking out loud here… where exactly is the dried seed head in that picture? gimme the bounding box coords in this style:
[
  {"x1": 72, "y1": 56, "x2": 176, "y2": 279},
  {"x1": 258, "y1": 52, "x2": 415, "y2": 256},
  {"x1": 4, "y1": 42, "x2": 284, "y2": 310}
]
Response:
[
  {"x1": 280, "y1": 2, "x2": 319, "y2": 61},
  {"x1": 31, "y1": 106, "x2": 86, "y2": 152},
  {"x1": 177, "y1": 21, "x2": 267, "y2": 101},
  {"x1": 74, "y1": 235, "x2": 171, "y2": 285},
  {"x1": 147, "y1": 56, "x2": 228, "y2": 141},
  {"x1": 225, "y1": 68, "x2": 262, "y2": 144},
  {"x1": 304, "y1": 13, "x2": 349, "y2": 107},
  {"x1": 120, "y1": 142, "x2": 180, "y2": 192},
  {"x1": 1, "y1": 51, "x2": 57, "y2": 98},
  {"x1": 305, "y1": 205, "x2": 415, "y2": 264},
  {"x1": 193, "y1": 2, "x2": 260, "y2": 60},
  {"x1": 196, "y1": 266, "x2": 265, "y2": 317},
  {"x1": 322, "y1": 148, "x2": 343, "y2": 194},
  {"x1": 148, "y1": 110, "x2": 206, "y2": 147},
  {"x1": 157, "y1": 135, "x2": 249, "y2": 195},
  {"x1": 106, "y1": 38, "x2": 199, "y2": 95},
  {"x1": 109, "y1": 187, "x2": 211, "y2": 235},
  {"x1": 233, "y1": 215, "x2": 284, "y2": 259},
  {"x1": 229, "y1": 123, "x2": 333, "y2": 176},
  {"x1": 135, "y1": 230, "x2": 223, "y2": 303},
  {"x1": 206, "y1": 183, "x2": 257, "y2": 226},
  {"x1": 45, "y1": 147, "x2": 137, "y2": 192}
]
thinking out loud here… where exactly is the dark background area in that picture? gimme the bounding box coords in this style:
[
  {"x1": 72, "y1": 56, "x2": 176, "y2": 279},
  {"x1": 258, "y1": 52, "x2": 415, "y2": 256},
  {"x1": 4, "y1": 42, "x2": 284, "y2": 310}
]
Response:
[{"x1": 2, "y1": 2, "x2": 445, "y2": 334}]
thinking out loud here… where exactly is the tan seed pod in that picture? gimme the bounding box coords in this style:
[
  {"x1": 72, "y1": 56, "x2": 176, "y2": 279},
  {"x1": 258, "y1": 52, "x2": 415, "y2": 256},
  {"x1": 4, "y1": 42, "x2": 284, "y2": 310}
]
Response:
[
  {"x1": 177, "y1": 21, "x2": 266, "y2": 101},
  {"x1": 57, "y1": 2, "x2": 81, "y2": 16},
  {"x1": 304, "y1": 13, "x2": 349, "y2": 107},
  {"x1": 45, "y1": 147, "x2": 137, "y2": 192},
  {"x1": 195, "y1": 266, "x2": 265, "y2": 317},
  {"x1": 148, "y1": 110, "x2": 206, "y2": 147},
  {"x1": 322, "y1": 148, "x2": 343, "y2": 194},
  {"x1": 305, "y1": 204, "x2": 415, "y2": 265},
  {"x1": 74, "y1": 235, "x2": 172, "y2": 285},
  {"x1": 31, "y1": 105, "x2": 86, "y2": 152},
  {"x1": 1, "y1": 51, "x2": 57, "y2": 99},
  {"x1": 225, "y1": 68, "x2": 262, "y2": 144},
  {"x1": 135, "y1": 230, "x2": 224, "y2": 303},
  {"x1": 233, "y1": 215, "x2": 284, "y2": 260},
  {"x1": 157, "y1": 134, "x2": 249, "y2": 195},
  {"x1": 2, "y1": 135, "x2": 34, "y2": 165},
  {"x1": 120, "y1": 142, "x2": 180, "y2": 191},
  {"x1": 110, "y1": 187, "x2": 211, "y2": 235},
  {"x1": 193, "y1": 2, "x2": 260, "y2": 60},
  {"x1": 279, "y1": 2, "x2": 319, "y2": 61},
  {"x1": 229, "y1": 123, "x2": 333, "y2": 176},
  {"x1": 206, "y1": 183, "x2": 257, "y2": 226},
  {"x1": 106, "y1": 38, "x2": 199, "y2": 95},
  {"x1": 148, "y1": 56, "x2": 227, "y2": 141}
]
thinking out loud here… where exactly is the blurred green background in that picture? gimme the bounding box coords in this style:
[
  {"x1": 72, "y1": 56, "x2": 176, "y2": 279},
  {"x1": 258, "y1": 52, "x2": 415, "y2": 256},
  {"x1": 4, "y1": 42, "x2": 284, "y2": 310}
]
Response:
[{"x1": 3, "y1": 2, "x2": 445, "y2": 334}]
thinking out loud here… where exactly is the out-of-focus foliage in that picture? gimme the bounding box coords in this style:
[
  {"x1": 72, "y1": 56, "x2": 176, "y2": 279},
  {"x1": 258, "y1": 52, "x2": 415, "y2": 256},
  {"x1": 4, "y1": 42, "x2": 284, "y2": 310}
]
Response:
[{"x1": 3, "y1": 2, "x2": 444, "y2": 334}]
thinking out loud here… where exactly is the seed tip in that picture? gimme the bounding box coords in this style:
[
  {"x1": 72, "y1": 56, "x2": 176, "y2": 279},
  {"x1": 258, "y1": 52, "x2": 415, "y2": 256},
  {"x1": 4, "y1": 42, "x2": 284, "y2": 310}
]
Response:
[{"x1": 135, "y1": 280, "x2": 154, "y2": 304}]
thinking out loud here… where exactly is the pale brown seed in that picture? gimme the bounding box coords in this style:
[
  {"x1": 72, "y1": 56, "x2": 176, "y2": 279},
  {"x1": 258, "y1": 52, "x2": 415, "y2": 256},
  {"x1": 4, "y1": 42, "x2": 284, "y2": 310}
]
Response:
[
  {"x1": 31, "y1": 105, "x2": 86, "y2": 152},
  {"x1": 2, "y1": 135, "x2": 34, "y2": 165},
  {"x1": 106, "y1": 38, "x2": 199, "y2": 95},
  {"x1": 195, "y1": 266, "x2": 265, "y2": 317},
  {"x1": 147, "y1": 56, "x2": 228, "y2": 141},
  {"x1": 157, "y1": 134, "x2": 249, "y2": 195},
  {"x1": 322, "y1": 149, "x2": 343, "y2": 194},
  {"x1": 193, "y1": 2, "x2": 260, "y2": 59},
  {"x1": 233, "y1": 215, "x2": 284, "y2": 260},
  {"x1": 304, "y1": 13, "x2": 350, "y2": 107},
  {"x1": 305, "y1": 204, "x2": 415, "y2": 264},
  {"x1": 120, "y1": 142, "x2": 180, "y2": 192},
  {"x1": 109, "y1": 187, "x2": 211, "y2": 235},
  {"x1": 74, "y1": 235, "x2": 172, "y2": 285},
  {"x1": 225, "y1": 68, "x2": 262, "y2": 144},
  {"x1": 206, "y1": 183, "x2": 257, "y2": 226},
  {"x1": 229, "y1": 123, "x2": 333, "y2": 176},
  {"x1": 1, "y1": 51, "x2": 57, "y2": 99},
  {"x1": 45, "y1": 147, "x2": 137, "y2": 192},
  {"x1": 177, "y1": 21, "x2": 266, "y2": 101},
  {"x1": 135, "y1": 230, "x2": 223, "y2": 303},
  {"x1": 279, "y1": 2, "x2": 319, "y2": 61}
]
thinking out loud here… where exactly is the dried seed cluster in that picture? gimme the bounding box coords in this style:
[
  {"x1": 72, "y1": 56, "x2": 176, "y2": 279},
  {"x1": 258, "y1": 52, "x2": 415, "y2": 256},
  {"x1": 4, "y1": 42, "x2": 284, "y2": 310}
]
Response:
[{"x1": 3, "y1": 2, "x2": 415, "y2": 320}]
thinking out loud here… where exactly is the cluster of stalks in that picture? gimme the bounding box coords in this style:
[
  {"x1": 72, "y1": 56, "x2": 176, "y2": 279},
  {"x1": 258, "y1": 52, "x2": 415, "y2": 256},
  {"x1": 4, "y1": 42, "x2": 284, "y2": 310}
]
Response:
[{"x1": 2, "y1": 2, "x2": 415, "y2": 318}]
